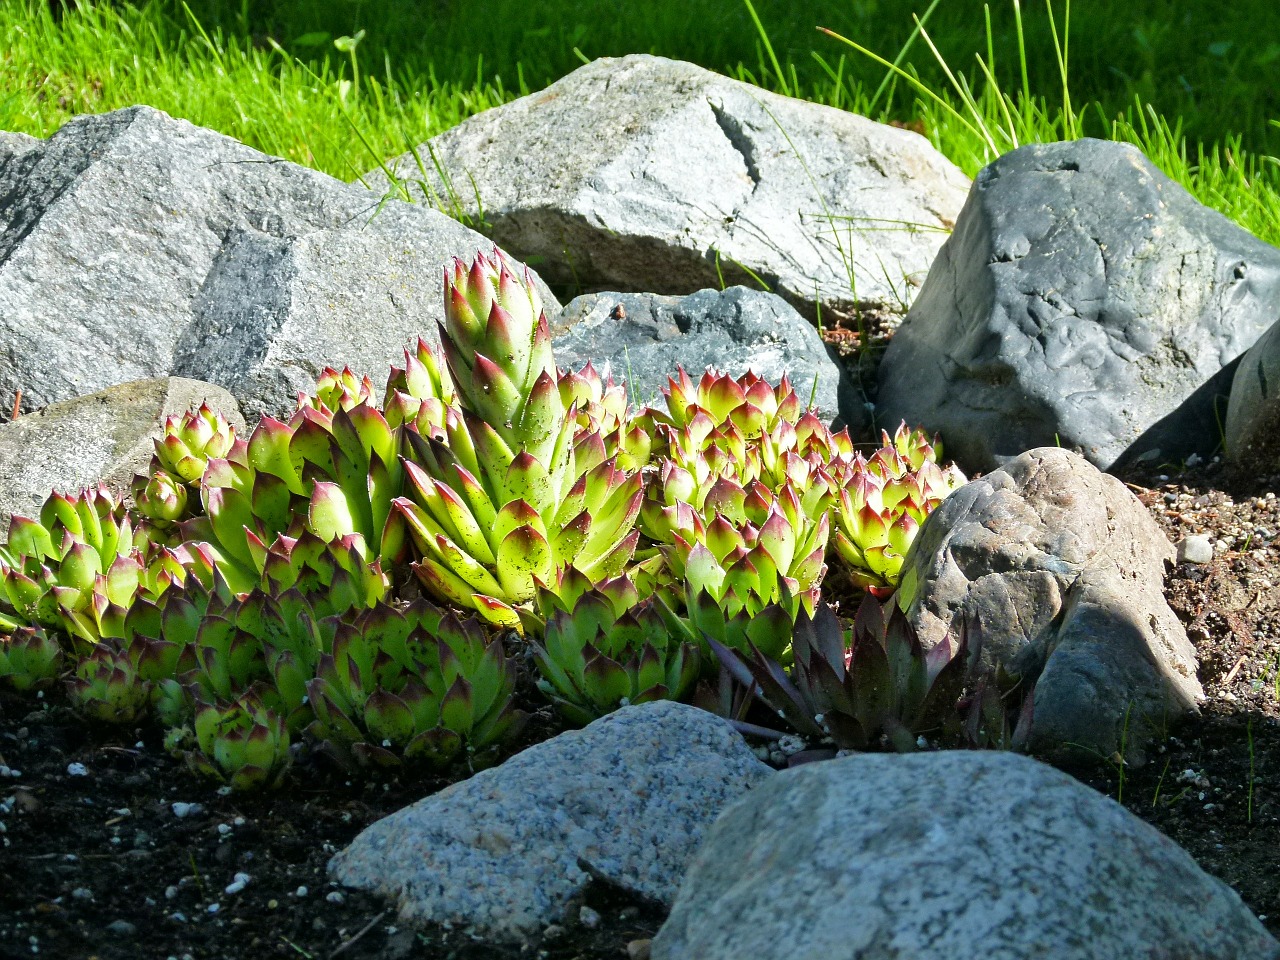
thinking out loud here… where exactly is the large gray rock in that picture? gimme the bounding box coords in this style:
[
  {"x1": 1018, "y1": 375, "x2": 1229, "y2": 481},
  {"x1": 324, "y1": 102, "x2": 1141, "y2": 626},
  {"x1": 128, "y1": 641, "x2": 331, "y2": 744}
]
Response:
[
  {"x1": 653, "y1": 751, "x2": 1279, "y2": 960},
  {"x1": 1225, "y1": 311, "x2": 1280, "y2": 474},
  {"x1": 0, "y1": 377, "x2": 244, "y2": 533},
  {"x1": 877, "y1": 138, "x2": 1280, "y2": 474},
  {"x1": 329, "y1": 701, "x2": 772, "y2": 942},
  {"x1": 897, "y1": 447, "x2": 1201, "y2": 759},
  {"x1": 552, "y1": 286, "x2": 866, "y2": 431},
  {"x1": 368, "y1": 55, "x2": 969, "y2": 324},
  {"x1": 0, "y1": 107, "x2": 556, "y2": 420}
]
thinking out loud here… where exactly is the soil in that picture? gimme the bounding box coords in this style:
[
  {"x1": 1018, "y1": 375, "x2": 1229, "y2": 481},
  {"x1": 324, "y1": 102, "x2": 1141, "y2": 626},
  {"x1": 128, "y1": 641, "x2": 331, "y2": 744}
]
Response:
[{"x1": 2, "y1": 335, "x2": 1279, "y2": 957}]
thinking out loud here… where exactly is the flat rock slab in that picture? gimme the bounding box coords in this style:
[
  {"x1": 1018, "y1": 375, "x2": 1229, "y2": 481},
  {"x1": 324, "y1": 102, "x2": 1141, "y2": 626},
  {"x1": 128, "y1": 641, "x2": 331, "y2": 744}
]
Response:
[
  {"x1": 367, "y1": 54, "x2": 969, "y2": 323},
  {"x1": 653, "y1": 751, "x2": 1280, "y2": 960},
  {"x1": 552, "y1": 286, "x2": 866, "y2": 432},
  {"x1": 898, "y1": 447, "x2": 1201, "y2": 759},
  {"x1": 1225, "y1": 311, "x2": 1280, "y2": 474},
  {"x1": 0, "y1": 107, "x2": 556, "y2": 421},
  {"x1": 329, "y1": 701, "x2": 772, "y2": 942},
  {"x1": 876, "y1": 138, "x2": 1280, "y2": 474},
  {"x1": 0, "y1": 377, "x2": 244, "y2": 532}
]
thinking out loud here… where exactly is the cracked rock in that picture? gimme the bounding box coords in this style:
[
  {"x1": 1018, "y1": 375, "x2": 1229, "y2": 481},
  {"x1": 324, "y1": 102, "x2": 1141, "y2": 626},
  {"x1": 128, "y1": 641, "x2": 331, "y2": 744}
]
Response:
[
  {"x1": 651, "y1": 752, "x2": 1279, "y2": 960},
  {"x1": 876, "y1": 138, "x2": 1280, "y2": 474},
  {"x1": 363, "y1": 54, "x2": 968, "y2": 325}
]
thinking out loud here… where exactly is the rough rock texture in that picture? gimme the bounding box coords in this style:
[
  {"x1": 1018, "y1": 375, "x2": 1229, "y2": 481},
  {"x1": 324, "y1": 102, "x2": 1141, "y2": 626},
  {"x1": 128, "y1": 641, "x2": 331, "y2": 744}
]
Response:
[
  {"x1": 1225, "y1": 312, "x2": 1280, "y2": 474},
  {"x1": 652, "y1": 751, "x2": 1280, "y2": 960},
  {"x1": 368, "y1": 55, "x2": 969, "y2": 323},
  {"x1": 897, "y1": 447, "x2": 1201, "y2": 759},
  {"x1": 329, "y1": 701, "x2": 772, "y2": 942},
  {"x1": 876, "y1": 138, "x2": 1280, "y2": 474},
  {"x1": 552, "y1": 286, "x2": 866, "y2": 431},
  {"x1": 171, "y1": 202, "x2": 510, "y2": 423},
  {"x1": 0, "y1": 377, "x2": 244, "y2": 533},
  {"x1": 0, "y1": 107, "x2": 555, "y2": 420}
]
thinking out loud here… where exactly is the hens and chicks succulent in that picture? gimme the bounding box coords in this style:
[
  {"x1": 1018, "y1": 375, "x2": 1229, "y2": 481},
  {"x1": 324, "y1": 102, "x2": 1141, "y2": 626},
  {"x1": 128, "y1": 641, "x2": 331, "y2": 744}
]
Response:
[{"x1": 0, "y1": 248, "x2": 991, "y2": 790}]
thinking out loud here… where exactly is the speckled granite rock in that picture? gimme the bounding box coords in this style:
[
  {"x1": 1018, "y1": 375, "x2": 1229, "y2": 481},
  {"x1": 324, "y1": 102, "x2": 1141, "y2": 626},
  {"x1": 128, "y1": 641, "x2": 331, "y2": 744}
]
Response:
[
  {"x1": 329, "y1": 701, "x2": 772, "y2": 942},
  {"x1": 653, "y1": 751, "x2": 1280, "y2": 960}
]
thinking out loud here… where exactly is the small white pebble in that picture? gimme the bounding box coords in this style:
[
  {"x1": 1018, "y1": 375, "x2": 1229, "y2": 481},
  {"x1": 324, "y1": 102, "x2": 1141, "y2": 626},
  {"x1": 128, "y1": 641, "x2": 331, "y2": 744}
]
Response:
[
  {"x1": 223, "y1": 880, "x2": 246, "y2": 896},
  {"x1": 164, "y1": 886, "x2": 179, "y2": 900},
  {"x1": 1176, "y1": 535, "x2": 1214, "y2": 565},
  {"x1": 113, "y1": 808, "x2": 131, "y2": 818},
  {"x1": 171, "y1": 802, "x2": 204, "y2": 819},
  {"x1": 66, "y1": 763, "x2": 88, "y2": 777},
  {"x1": 217, "y1": 824, "x2": 232, "y2": 836},
  {"x1": 326, "y1": 891, "x2": 345, "y2": 904},
  {"x1": 579, "y1": 906, "x2": 601, "y2": 929},
  {"x1": 170, "y1": 912, "x2": 187, "y2": 923},
  {"x1": 206, "y1": 903, "x2": 220, "y2": 914},
  {"x1": 295, "y1": 886, "x2": 309, "y2": 898},
  {"x1": 71, "y1": 888, "x2": 92, "y2": 900},
  {"x1": 215, "y1": 786, "x2": 233, "y2": 797}
]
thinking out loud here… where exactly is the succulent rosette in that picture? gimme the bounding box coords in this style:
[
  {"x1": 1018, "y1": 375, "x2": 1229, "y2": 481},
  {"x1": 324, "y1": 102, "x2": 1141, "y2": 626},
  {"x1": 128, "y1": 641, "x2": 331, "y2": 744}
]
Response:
[
  {"x1": 0, "y1": 487, "x2": 178, "y2": 647},
  {"x1": 299, "y1": 366, "x2": 378, "y2": 416},
  {"x1": 306, "y1": 600, "x2": 524, "y2": 769},
  {"x1": 151, "y1": 403, "x2": 239, "y2": 488},
  {"x1": 529, "y1": 569, "x2": 700, "y2": 725},
  {"x1": 710, "y1": 592, "x2": 971, "y2": 753},
  {"x1": 557, "y1": 362, "x2": 652, "y2": 471},
  {"x1": 186, "y1": 690, "x2": 292, "y2": 791},
  {"x1": 0, "y1": 626, "x2": 64, "y2": 691},
  {"x1": 831, "y1": 424, "x2": 966, "y2": 597},
  {"x1": 388, "y1": 249, "x2": 642, "y2": 629}
]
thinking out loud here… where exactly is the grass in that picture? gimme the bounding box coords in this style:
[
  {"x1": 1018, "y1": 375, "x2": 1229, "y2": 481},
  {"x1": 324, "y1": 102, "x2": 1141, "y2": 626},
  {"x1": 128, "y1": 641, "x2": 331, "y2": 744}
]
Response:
[{"x1": 2, "y1": 0, "x2": 1280, "y2": 253}]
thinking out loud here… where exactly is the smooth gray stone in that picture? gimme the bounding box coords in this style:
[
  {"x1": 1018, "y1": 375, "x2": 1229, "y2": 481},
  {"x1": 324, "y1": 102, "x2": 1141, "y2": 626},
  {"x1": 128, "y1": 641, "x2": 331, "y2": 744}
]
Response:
[
  {"x1": 876, "y1": 138, "x2": 1280, "y2": 474},
  {"x1": 329, "y1": 701, "x2": 772, "y2": 942},
  {"x1": 552, "y1": 286, "x2": 867, "y2": 434},
  {"x1": 366, "y1": 55, "x2": 969, "y2": 324},
  {"x1": 0, "y1": 377, "x2": 245, "y2": 534},
  {"x1": 897, "y1": 447, "x2": 1201, "y2": 760},
  {"x1": 1225, "y1": 310, "x2": 1280, "y2": 473},
  {"x1": 652, "y1": 751, "x2": 1279, "y2": 960}
]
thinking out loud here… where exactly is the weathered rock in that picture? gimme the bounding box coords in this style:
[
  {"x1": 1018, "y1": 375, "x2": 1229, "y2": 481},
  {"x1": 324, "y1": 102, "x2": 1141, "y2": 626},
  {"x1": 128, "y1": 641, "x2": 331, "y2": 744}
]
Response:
[
  {"x1": 897, "y1": 447, "x2": 1201, "y2": 759},
  {"x1": 876, "y1": 138, "x2": 1280, "y2": 474},
  {"x1": 552, "y1": 286, "x2": 866, "y2": 431},
  {"x1": 1225, "y1": 311, "x2": 1280, "y2": 474},
  {"x1": 329, "y1": 701, "x2": 772, "y2": 942},
  {"x1": 0, "y1": 377, "x2": 244, "y2": 533},
  {"x1": 0, "y1": 107, "x2": 556, "y2": 419},
  {"x1": 368, "y1": 55, "x2": 969, "y2": 324},
  {"x1": 172, "y1": 201, "x2": 518, "y2": 423},
  {"x1": 652, "y1": 751, "x2": 1280, "y2": 960}
]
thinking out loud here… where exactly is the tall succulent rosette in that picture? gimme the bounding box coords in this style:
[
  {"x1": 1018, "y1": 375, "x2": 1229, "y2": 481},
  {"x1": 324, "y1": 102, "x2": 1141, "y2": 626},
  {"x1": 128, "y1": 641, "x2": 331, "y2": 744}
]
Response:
[{"x1": 389, "y1": 250, "x2": 642, "y2": 629}]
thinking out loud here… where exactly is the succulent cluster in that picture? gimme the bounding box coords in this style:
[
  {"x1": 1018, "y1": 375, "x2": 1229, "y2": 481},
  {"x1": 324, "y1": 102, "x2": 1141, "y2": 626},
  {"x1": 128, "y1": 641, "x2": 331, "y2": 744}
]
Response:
[{"x1": 0, "y1": 246, "x2": 983, "y2": 791}]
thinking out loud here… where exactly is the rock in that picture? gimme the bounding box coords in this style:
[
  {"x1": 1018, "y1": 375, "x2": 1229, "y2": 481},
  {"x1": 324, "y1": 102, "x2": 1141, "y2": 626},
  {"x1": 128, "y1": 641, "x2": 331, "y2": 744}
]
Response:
[
  {"x1": 0, "y1": 377, "x2": 245, "y2": 533},
  {"x1": 1176, "y1": 534, "x2": 1215, "y2": 565},
  {"x1": 172, "y1": 202, "x2": 523, "y2": 423},
  {"x1": 551, "y1": 287, "x2": 865, "y2": 431},
  {"x1": 105, "y1": 920, "x2": 137, "y2": 938},
  {"x1": 367, "y1": 55, "x2": 969, "y2": 324},
  {"x1": 876, "y1": 139, "x2": 1280, "y2": 474},
  {"x1": 329, "y1": 701, "x2": 772, "y2": 942},
  {"x1": 652, "y1": 751, "x2": 1280, "y2": 960},
  {"x1": 1225, "y1": 311, "x2": 1280, "y2": 474},
  {"x1": 0, "y1": 107, "x2": 556, "y2": 420},
  {"x1": 897, "y1": 447, "x2": 1201, "y2": 759}
]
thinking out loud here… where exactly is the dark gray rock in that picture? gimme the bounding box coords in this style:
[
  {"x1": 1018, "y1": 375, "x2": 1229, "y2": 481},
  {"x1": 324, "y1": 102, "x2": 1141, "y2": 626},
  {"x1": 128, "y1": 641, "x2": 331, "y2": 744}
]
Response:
[
  {"x1": 876, "y1": 138, "x2": 1280, "y2": 474},
  {"x1": 0, "y1": 107, "x2": 556, "y2": 421},
  {"x1": 0, "y1": 377, "x2": 245, "y2": 532},
  {"x1": 652, "y1": 752, "x2": 1280, "y2": 960},
  {"x1": 897, "y1": 447, "x2": 1201, "y2": 760},
  {"x1": 367, "y1": 55, "x2": 969, "y2": 324},
  {"x1": 330, "y1": 702, "x2": 771, "y2": 942},
  {"x1": 552, "y1": 287, "x2": 866, "y2": 432},
  {"x1": 1225, "y1": 311, "x2": 1280, "y2": 474}
]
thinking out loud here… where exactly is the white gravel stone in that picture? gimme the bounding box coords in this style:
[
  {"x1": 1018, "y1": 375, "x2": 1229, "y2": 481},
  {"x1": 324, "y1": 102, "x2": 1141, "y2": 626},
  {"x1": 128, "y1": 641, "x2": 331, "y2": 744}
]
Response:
[
  {"x1": 65, "y1": 763, "x2": 87, "y2": 777},
  {"x1": 330, "y1": 701, "x2": 772, "y2": 942},
  {"x1": 1177, "y1": 534, "x2": 1216, "y2": 564}
]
